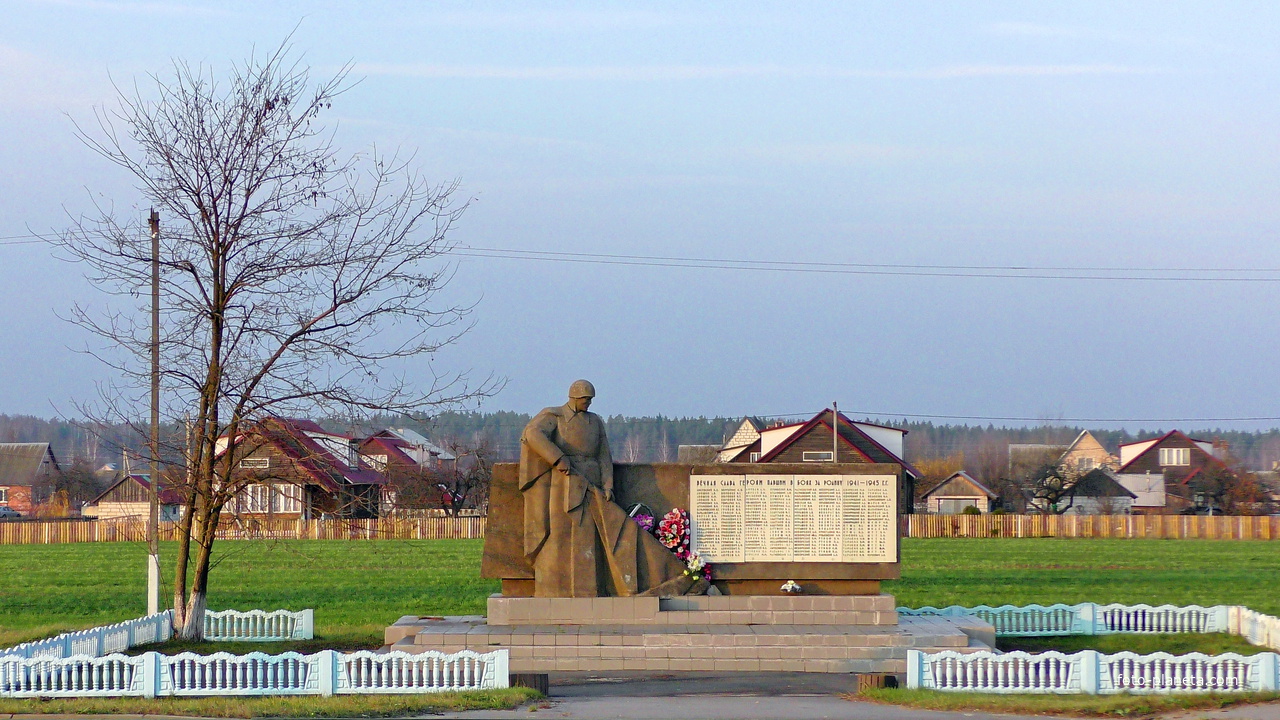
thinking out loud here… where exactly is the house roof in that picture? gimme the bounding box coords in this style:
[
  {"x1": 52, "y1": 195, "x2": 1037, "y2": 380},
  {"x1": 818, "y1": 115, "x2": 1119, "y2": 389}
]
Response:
[
  {"x1": 0, "y1": 443, "x2": 58, "y2": 487},
  {"x1": 923, "y1": 471, "x2": 998, "y2": 499},
  {"x1": 1116, "y1": 429, "x2": 1227, "y2": 473},
  {"x1": 89, "y1": 473, "x2": 186, "y2": 506},
  {"x1": 677, "y1": 445, "x2": 720, "y2": 464},
  {"x1": 755, "y1": 410, "x2": 920, "y2": 478},
  {"x1": 1073, "y1": 469, "x2": 1139, "y2": 499},
  {"x1": 360, "y1": 436, "x2": 420, "y2": 467},
  {"x1": 1118, "y1": 429, "x2": 1209, "y2": 447},
  {"x1": 371, "y1": 428, "x2": 456, "y2": 461},
  {"x1": 229, "y1": 417, "x2": 387, "y2": 492}
]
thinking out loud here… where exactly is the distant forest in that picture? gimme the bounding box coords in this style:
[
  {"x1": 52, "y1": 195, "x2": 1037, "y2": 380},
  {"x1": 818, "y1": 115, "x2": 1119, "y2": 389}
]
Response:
[{"x1": 6, "y1": 412, "x2": 1280, "y2": 472}]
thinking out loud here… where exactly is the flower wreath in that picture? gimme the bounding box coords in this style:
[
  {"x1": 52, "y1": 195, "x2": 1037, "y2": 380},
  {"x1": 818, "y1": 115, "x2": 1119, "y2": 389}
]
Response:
[{"x1": 632, "y1": 507, "x2": 712, "y2": 581}]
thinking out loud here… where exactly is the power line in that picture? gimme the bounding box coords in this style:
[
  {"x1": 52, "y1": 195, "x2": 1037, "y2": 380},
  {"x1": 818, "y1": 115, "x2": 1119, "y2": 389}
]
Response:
[
  {"x1": 455, "y1": 246, "x2": 1280, "y2": 283},
  {"x1": 848, "y1": 410, "x2": 1280, "y2": 424},
  {"x1": 462, "y1": 245, "x2": 1280, "y2": 275}
]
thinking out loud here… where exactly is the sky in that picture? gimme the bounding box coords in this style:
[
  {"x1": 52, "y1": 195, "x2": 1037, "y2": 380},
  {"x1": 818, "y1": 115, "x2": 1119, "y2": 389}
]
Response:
[{"x1": 2, "y1": 1, "x2": 1279, "y2": 430}]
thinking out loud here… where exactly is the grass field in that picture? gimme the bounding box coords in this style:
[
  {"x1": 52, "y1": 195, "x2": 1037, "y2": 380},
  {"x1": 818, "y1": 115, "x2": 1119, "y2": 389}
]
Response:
[{"x1": 3, "y1": 538, "x2": 1278, "y2": 649}]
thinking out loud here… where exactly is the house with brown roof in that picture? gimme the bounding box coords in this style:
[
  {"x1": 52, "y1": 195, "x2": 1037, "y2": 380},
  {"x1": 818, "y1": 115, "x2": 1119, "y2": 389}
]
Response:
[
  {"x1": 716, "y1": 409, "x2": 919, "y2": 513},
  {"x1": 922, "y1": 471, "x2": 998, "y2": 514},
  {"x1": 218, "y1": 417, "x2": 387, "y2": 519},
  {"x1": 1115, "y1": 430, "x2": 1228, "y2": 514},
  {"x1": 0, "y1": 443, "x2": 59, "y2": 515},
  {"x1": 82, "y1": 473, "x2": 186, "y2": 521}
]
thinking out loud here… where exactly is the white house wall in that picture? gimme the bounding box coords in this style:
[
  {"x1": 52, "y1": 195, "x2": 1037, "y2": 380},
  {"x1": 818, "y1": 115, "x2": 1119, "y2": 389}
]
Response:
[
  {"x1": 759, "y1": 426, "x2": 800, "y2": 457},
  {"x1": 855, "y1": 424, "x2": 905, "y2": 459},
  {"x1": 1119, "y1": 440, "x2": 1158, "y2": 466}
]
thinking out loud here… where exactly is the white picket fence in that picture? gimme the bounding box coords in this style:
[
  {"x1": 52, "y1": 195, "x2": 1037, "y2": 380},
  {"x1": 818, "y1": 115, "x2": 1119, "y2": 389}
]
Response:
[
  {"x1": 1, "y1": 609, "x2": 314, "y2": 662},
  {"x1": 203, "y1": 609, "x2": 313, "y2": 642},
  {"x1": 0, "y1": 649, "x2": 508, "y2": 697},
  {"x1": 902, "y1": 601, "x2": 1280, "y2": 694},
  {"x1": 908, "y1": 649, "x2": 1279, "y2": 694},
  {"x1": 0, "y1": 612, "x2": 174, "y2": 660},
  {"x1": 899, "y1": 603, "x2": 1234, "y2": 638}
]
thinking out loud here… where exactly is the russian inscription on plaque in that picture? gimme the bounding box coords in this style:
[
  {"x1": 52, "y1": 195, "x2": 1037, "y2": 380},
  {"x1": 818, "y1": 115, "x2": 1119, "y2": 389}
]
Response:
[{"x1": 690, "y1": 474, "x2": 897, "y2": 564}]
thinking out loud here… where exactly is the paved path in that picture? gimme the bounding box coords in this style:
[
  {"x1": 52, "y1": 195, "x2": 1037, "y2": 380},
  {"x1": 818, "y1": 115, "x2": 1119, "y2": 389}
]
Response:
[{"x1": 435, "y1": 672, "x2": 1052, "y2": 720}]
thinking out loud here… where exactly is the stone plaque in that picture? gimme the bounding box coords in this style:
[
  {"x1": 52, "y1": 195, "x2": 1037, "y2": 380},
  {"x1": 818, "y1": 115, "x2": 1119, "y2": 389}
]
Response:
[{"x1": 690, "y1": 474, "x2": 897, "y2": 563}]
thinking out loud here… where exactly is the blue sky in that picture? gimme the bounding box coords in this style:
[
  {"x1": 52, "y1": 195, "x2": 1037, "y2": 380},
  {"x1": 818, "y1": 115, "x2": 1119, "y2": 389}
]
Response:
[{"x1": 2, "y1": 2, "x2": 1279, "y2": 429}]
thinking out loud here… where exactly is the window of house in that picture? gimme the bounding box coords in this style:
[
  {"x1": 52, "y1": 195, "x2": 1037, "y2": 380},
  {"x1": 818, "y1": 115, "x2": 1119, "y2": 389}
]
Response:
[
  {"x1": 802, "y1": 451, "x2": 834, "y2": 462},
  {"x1": 272, "y1": 484, "x2": 302, "y2": 514},
  {"x1": 0, "y1": 487, "x2": 7, "y2": 503},
  {"x1": 1159, "y1": 447, "x2": 1191, "y2": 466},
  {"x1": 1077, "y1": 457, "x2": 1095, "y2": 471},
  {"x1": 938, "y1": 498, "x2": 978, "y2": 514},
  {"x1": 240, "y1": 484, "x2": 270, "y2": 513},
  {"x1": 366, "y1": 454, "x2": 388, "y2": 472},
  {"x1": 749, "y1": 452, "x2": 761, "y2": 462},
  {"x1": 240, "y1": 457, "x2": 270, "y2": 469}
]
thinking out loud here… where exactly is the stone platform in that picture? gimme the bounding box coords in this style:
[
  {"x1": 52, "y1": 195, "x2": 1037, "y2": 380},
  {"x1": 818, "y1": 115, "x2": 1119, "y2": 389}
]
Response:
[{"x1": 384, "y1": 595, "x2": 993, "y2": 675}]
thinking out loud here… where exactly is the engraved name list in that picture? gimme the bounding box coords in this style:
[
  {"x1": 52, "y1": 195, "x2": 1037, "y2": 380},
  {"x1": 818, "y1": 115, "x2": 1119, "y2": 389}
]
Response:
[{"x1": 690, "y1": 474, "x2": 897, "y2": 564}]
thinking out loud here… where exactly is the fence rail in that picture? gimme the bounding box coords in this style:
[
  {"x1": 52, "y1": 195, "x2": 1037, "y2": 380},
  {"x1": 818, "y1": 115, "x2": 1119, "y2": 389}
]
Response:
[
  {"x1": 1, "y1": 612, "x2": 173, "y2": 660},
  {"x1": 902, "y1": 514, "x2": 1280, "y2": 540},
  {"x1": 907, "y1": 649, "x2": 1280, "y2": 694},
  {"x1": 8, "y1": 514, "x2": 1279, "y2": 544},
  {"x1": 2, "y1": 609, "x2": 314, "y2": 660},
  {"x1": 899, "y1": 603, "x2": 1233, "y2": 638},
  {"x1": 0, "y1": 516, "x2": 486, "y2": 545},
  {"x1": 0, "y1": 649, "x2": 508, "y2": 698},
  {"x1": 204, "y1": 609, "x2": 313, "y2": 642}
]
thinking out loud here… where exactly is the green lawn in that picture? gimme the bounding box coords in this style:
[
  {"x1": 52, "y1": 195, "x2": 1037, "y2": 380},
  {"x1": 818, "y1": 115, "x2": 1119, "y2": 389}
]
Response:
[
  {"x1": 2, "y1": 537, "x2": 1278, "y2": 650},
  {"x1": 0, "y1": 539, "x2": 497, "y2": 647}
]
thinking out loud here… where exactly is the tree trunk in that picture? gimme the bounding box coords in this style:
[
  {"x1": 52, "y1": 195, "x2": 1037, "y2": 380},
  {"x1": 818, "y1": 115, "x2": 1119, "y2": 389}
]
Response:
[
  {"x1": 170, "y1": 493, "x2": 195, "y2": 630},
  {"x1": 177, "y1": 504, "x2": 220, "y2": 640}
]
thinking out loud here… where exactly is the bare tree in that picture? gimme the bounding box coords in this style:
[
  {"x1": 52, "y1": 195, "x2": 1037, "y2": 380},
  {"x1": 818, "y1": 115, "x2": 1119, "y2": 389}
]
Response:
[
  {"x1": 430, "y1": 437, "x2": 493, "y2": 516},
  {"x1": 1024, "y1": 462, "x2": 1080, "y2": 515},
  {"x1": 619, "y1": 433, "x2": 644, "y2": 463},
  {"x1": 57, "y1": 43, "x2": 494, "y2": 638}
]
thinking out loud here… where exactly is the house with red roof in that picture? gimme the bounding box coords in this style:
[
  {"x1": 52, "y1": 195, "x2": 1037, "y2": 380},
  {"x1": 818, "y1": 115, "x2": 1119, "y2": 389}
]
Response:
[
  {"x1": 716, "y1": 409, "x2": 919, "y2": 513},
  {"x1": 1115, "y1": 430, "x2": 1229, "y2": 514},
  {"x1": 219, "y1": 417, "x2": 387, "y2": 519}
]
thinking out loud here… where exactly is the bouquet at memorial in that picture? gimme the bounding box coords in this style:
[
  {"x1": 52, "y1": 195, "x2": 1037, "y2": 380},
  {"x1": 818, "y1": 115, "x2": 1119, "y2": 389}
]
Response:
[
  {"x1": 630, "y1": 512, "x2": 656, "y2": 534},
  {"x1": 656, "y1": 508, "x2": 689, "y2": 556},
  {"x1": 684, "y1": 551, "x2": 711, "y2": 581},
  {"x1": 656, "y1": 508, "x2": 712, "y2": 581}
]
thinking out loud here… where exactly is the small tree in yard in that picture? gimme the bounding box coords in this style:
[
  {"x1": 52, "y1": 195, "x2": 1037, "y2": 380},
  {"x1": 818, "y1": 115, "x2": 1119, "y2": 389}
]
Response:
[
  {"x1": 1024, "y1": 462, "x2": 1080, "y2": 515},
  {"x1": 431, "y1": 438, "x2": 493, "y2": 516},
  {"x1": 58, "y1": 44, "x2": 494, "y2": 638}
]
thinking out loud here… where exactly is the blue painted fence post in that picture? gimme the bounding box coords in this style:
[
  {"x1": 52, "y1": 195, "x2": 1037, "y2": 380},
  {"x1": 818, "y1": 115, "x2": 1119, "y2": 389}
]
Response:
[
  {"x1": 297, "y1": 609, "x2": 315, "y2": 640},
  {"x1": 1079, "y1": 650, "x2": 1100, "y2": 694},
  {"x1": 1213, "y1": 606, "x2": 1231, "y2": 634},
  {"x1": 906, "y1": 649, "x2": 924, "y2": 689},
  {"x1": 1259, "y1": 653, "x2": 1278, "y2": 692},
  {"x1": 318, "y1": 649, "x2": 337, "y2": 696},
  {"x1": 141, "y1": 652, "x2": 161, "y2": 697}
]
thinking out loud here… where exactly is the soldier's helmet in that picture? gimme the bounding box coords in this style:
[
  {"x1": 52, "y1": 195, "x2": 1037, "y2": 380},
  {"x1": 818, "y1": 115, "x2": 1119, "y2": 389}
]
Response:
[{"x1": 568, "y1": 379, "x2": 596, "y2": 399}]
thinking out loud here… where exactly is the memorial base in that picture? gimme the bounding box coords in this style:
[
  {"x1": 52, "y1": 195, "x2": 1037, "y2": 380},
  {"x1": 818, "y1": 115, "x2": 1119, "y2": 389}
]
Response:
[{"x1": 384, "y1": 595, "x2": 993, "y2": 677}]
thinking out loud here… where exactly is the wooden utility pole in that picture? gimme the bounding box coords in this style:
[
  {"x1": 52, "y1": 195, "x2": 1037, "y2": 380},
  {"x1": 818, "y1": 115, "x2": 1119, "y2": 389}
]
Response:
[{"x1": 147, "y1": 209, "x2": 162, "y2": 616}]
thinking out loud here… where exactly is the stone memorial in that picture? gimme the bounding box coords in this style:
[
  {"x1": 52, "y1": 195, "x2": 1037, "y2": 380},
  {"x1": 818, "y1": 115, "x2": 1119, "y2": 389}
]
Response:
[{"x1": 385, "y1": 381, "x2": 993, "y2": 684}]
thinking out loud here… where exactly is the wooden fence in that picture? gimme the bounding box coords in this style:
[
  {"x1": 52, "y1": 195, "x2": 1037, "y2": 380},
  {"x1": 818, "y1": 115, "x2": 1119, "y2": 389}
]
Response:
[
  {"x1": 0, "y1": 516, "x2": 485, "y2": 545},
  {"x1": 902, "y1": 514, "x2": 1280, "y2": 540},
  {"x1": 7, "y1": 513, "x2": 1280, "y2": 544}
]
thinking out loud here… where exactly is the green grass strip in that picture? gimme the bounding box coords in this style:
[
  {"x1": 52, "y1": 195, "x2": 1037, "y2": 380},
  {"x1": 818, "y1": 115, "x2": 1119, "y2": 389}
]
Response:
[
  {"x1": 0, "y1": 687, "x2": 540, "y2": 717},
  {"x1": 858, "y1": 688, "x2": 1280, "y2": 717}
]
